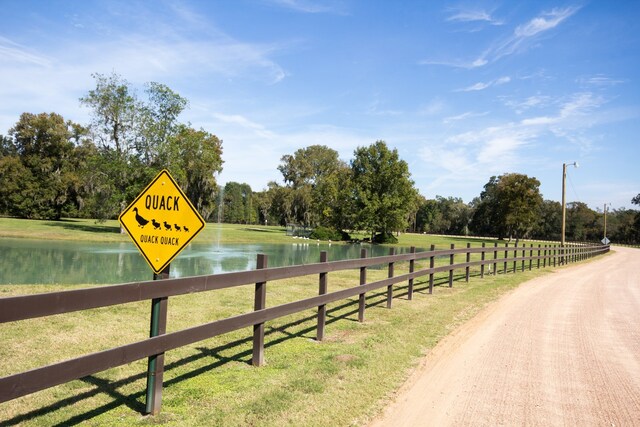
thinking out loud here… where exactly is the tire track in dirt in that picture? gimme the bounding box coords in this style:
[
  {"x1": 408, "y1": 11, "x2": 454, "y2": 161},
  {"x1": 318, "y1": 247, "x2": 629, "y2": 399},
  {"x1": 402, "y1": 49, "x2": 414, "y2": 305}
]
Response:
[{"x1": 369, "y1": 247, "x2": 640, "y2": 427}]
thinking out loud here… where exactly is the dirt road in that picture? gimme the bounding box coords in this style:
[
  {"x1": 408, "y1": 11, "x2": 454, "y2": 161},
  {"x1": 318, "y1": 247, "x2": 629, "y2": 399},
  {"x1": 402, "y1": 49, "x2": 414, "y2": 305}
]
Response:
[{"x1": 370, "y1": 246, "x2": 640, "y2": 426}]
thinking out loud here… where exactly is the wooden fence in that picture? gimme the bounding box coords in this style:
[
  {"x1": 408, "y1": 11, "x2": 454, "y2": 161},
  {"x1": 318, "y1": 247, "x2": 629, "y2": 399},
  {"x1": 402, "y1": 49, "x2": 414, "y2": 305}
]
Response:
[{"x1": 0, "y1": 242, "x2": 609, "y2": 414}]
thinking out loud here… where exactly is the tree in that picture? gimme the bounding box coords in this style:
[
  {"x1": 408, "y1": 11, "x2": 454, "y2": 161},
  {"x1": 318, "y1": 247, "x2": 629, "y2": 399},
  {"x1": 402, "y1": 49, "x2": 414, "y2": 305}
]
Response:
[
  {"x1": 80, "y1": 72, "x2": 140, "y2": 157},
  {"x1": 1, "y1": 113, "x2": 86, "y2": 219},
  {"x1": 168, "y1": 125, "x2": 223, "y2": 221},
  {"x1": 532, "y1": 200, "x2": 562, "y2": 241},
  {"x1": 565, "y1": 202, "x2": 598, "y2": 241},
  {"x1": 277, "y1": 145, "x2": 346, "y2": 227},
  {"x1": 222, "y1": 182, "x2": 254, "y2": 224},
  {"x1": 417, "y1": 196, "x2": 471, "y2": 235},
  {"x1": 351, "y1": 141, "x2": 417, "y2": 242},
  {"x1": 498, "y1": 173, "x2": 543, "y2": 240},
  {"x1": 469, "y1": 176, "x2": 501, "y2": 237},
  {"x1": 79, "y1": 73, "x2": 216, "y2": 220},
  {"x1": 470, "y1": 173, "x2": 543, "y2": 240},
  {"x1": 606, "y1": 208, "x2": 638, "y2": 244},
  {"x1": 137, "y1": 82, "x2": 188, "y2": 166}
]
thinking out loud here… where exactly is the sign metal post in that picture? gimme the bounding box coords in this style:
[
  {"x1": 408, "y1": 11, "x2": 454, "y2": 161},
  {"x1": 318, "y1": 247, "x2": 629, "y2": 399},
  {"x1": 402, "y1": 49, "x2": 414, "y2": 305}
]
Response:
[{"x1": 119, "y1": 169, "x2": 205, "y2": 415}]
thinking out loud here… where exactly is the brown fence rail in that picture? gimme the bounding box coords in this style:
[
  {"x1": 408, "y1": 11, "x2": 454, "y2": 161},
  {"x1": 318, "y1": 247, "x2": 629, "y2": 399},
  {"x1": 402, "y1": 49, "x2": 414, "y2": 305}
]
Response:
[{"x1": 0, "y1": 242, "x2": 609, "y2": 413}]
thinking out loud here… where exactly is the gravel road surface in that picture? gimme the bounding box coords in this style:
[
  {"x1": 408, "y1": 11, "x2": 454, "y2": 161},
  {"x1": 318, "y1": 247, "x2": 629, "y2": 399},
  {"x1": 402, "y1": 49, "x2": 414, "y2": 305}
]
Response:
[{"x1": 370, "y1": 246, "x2": 640, "y2": 426}]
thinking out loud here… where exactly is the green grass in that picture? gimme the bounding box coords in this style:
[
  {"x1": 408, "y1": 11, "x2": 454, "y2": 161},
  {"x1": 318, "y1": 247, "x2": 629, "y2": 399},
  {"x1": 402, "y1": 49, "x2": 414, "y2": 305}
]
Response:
[
  {"x1": 0, "y1": 216, "x2": 558, "y2": 256},
  {"x1": 0, "y1": 258, "x2": 587, "y2": 426},
  {"x1": 0, "y1": 217, "x2": 583, "y2": 426}
]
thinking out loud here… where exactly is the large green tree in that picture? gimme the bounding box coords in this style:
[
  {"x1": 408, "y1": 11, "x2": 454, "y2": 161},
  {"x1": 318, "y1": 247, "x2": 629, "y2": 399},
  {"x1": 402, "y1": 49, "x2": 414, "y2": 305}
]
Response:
[
  {"x1": 416, "y1": 196, "x2": 471, "y2": 235},
  {"x1": 79, "y1": 73, "x2": 218, "y2": 220},
  {"x1": 565, "y1": 201, "x2": 599, "y2": 242},
  {"x1": 351, "y1": 141, "x2": 417, "y2": 242},
  {"x1": 532, "y1": 200, "x2": 562, "y2": 241},
  {"x1": 0, "y1": 113, "x2": 87, "y2": 219},
  {"x1": 470, "y1": 173, "x2": 543, "y2": 240},
  {"x1": 167, "y1": 125, "x2": 223, "y2": 221},
  {"x1": 277, "y1": 145, "x2": 347, "y2": 227},
  {"x1": 221, "y1": 182, "x2": 254, "y2": 224}
]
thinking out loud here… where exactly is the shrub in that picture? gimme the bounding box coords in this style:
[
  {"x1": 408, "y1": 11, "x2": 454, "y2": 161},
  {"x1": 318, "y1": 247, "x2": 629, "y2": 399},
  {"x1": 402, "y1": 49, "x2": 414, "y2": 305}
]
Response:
[
  {"x1": 373, "y1": 231, "x2": 398, "y2": 244},
  {"x1": 310, "y1": 226, "x2": 346, "y2": 241}
]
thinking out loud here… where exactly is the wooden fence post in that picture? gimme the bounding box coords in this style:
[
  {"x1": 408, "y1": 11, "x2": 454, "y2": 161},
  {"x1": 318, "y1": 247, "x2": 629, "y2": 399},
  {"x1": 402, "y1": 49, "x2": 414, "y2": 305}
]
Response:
[
  {"x1": 358, "y1": 248, "x2": 367, "y2": 322},
  {"x1": 387, "y1": 248, "x2": 395, "y2": 308},
  {"x1": 449, "y1": 244, "x2": 455, "y2": 287},
  {"x1": 493, "y1": 242, "x2": 498, "y2": 275},
  {"x1": 145, "y1": 264, "x2": 170, "y2": 415},
  {"x1": 528, "y1": 244, "x2": 533, "y2": 271},
  {"x1": 317, "y1": 251, "x2": 328, "y2": 341},
  {"x1": 543, "y1": 245, "x2": 547, "y2": 268},
  {"x1": 513, "y1": 242, "x2": 518, "y2": 273},
  {"x1": 480, "y1": 242, "x2": 486, "y2": 278},
  {"x1": 429, "y1": 244, "x2": 435, "y2": 294},
  {"x1": 252, "y1": 254, "x2": 268, "y2": 367},
  {"x1": 504, "y1": 243, "x2": 509, "y2": 274},
  {"x1": 465, "y1": 243, "x2": 471, "y2": 282},
  {"x1": 408, "y1": 247, "x2": 416, "y2": 300},
  {"x1": 521, "y1": 244, "x2": 525, "y2": 272}
]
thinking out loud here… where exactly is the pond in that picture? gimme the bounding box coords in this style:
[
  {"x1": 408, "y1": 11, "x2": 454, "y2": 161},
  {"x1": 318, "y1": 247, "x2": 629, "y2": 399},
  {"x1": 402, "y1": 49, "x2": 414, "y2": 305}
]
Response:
[{"x1": 0, "y1": 238, "x2": 420, "y2": 285}]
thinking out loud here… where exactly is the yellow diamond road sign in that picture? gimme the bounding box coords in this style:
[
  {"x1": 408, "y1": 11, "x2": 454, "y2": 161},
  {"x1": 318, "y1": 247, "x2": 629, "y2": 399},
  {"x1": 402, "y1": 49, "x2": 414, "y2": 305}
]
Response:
[{"x1": 119, "y1": 169, "x2": 205, "y2": 274}]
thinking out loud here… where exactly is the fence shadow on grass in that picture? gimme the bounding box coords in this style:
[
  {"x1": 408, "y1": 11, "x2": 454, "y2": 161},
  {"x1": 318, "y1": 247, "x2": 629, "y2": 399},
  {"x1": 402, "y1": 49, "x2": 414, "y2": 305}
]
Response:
[
  {"x1": 3, "y1": 278, "x2": 447, "y2": 426},
  {"x1": 4, "y1": 241, "x2": 600, "y2": 426}
]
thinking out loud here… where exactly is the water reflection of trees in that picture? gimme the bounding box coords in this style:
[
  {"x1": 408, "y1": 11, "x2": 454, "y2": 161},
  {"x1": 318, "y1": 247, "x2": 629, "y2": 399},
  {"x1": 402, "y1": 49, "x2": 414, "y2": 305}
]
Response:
[
  {"x1": 1, "y1": 240, "x2": 427, "y2": 285},
  {"x1": 1, "y1": 241, "x2": 148, "y2": 284}
]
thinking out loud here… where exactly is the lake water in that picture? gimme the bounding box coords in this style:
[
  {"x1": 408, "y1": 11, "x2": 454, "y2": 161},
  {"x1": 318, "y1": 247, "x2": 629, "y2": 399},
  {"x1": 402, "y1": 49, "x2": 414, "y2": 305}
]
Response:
[{"x1": 0, "y1": 238, "x2": 419, "y2": 285}]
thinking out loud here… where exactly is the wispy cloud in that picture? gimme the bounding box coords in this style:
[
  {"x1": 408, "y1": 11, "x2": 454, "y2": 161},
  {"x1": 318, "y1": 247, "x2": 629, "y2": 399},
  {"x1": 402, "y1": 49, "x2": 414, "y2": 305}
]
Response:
[
  {"x1": 456, "y1": 76, "x2": 511, "y2": 92},
  {"x1": 502, "y1": 95, "x2": 551, "y2": 114},
  {"x1": 425, "y1": 6, "x2": 581, "y2": 69},
  {"x1": 514, "y1": 7, "x2": 579, "y2": 37},
  {"x1": 443, "y1": 111, "x2": 489, "y2": 124},
  {"x1": 0, "y1": 4, "x2": 291, "y2": 134},
  {"x1": 520, "y1": 92, "x2": 604, "y2": 127},
  {"x1": 576, "y1": 74, "x2": 625, "y2": 87},
  {"x1": 267, "y1": 0, "x2": 348, "y2": 14},
  {"x1": 445, "y1": 7, "x2": 503, "y2": 25},
  {"x1": 418, "y1": 90, "x2": 612, "y2": 193},
  {"x1": 474, "y1": 6, "x2": 580, "y2": 67},
  {"x1": 0, "y1": 37, "x2": 52, "y2": 67},
  {"x1": 211, "y1": 113, "x2": 278, "y2": 139}
]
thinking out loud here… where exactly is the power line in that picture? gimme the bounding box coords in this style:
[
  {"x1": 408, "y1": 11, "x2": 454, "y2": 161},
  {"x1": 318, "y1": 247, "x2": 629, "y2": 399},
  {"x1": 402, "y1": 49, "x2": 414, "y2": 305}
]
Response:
[{"x1": 566, "y1": 173, "x2": 582, "y2": 204}]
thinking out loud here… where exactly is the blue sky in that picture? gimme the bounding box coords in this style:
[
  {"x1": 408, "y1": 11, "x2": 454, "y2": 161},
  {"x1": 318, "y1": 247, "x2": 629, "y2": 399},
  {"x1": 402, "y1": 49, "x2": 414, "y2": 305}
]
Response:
[{"x1": 1, "y1": 0, "x2": 639, "y2": 210}]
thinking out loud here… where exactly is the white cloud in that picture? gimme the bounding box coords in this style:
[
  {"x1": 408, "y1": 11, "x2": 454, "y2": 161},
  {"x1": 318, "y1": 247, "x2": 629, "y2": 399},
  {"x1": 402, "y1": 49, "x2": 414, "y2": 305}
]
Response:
[
  {"x1": 267, "y1": 0, "x2": 348, "y2": 14},
  {"x1": 443, "y1": 111, "x2": 489, "y2": 124},
  {"x1": 428, "y1": 6, "x2": 581, "y2": 69},
  {"x1": 503, "y1": 95, "x2": 551, "y2": 114},
  {"x1": 211, "y1": 113, "x2": 278, "y2": 140},
  {"x1": 577, "y1": 74, "x2": 625, "y2": 87},
  {"x1": 515, "y1": 7, "x2": 580, "y2": 37},
  {"x1": 417, "y1": 89, "x2": 616, "y2": 194},
  {"x1": 0, "y1": 37, "x2": 52, "y2": 67},
  {"x1": 456, "y1": 76, "x2": 511, "y2": 92},
  {"x1": 446, "y1": 8, "x2": 503, "y2": 25}
]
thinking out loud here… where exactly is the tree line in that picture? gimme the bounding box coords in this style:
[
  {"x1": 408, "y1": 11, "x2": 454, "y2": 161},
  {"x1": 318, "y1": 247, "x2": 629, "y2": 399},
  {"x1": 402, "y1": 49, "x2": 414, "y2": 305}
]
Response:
[
  {"x1": 0, "y1": 73, "x2": 222, "y2": 222},
  {"x1": 1, "y1": 73, "x2": 639, "y2": 244}
]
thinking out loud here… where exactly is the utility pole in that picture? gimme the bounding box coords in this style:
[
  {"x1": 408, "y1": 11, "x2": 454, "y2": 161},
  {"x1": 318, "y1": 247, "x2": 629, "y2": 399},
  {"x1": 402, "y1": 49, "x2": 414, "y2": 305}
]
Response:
[
  {"x1": 561, "y1": 162, "x2": 578, "y2": 264},
  {"x1": 603, "y1": 203, "x2": 610, "y2": 240}
]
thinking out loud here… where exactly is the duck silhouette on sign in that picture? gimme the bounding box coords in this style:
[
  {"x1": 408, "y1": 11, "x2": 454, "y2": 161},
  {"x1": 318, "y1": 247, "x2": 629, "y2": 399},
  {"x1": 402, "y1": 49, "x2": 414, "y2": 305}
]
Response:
[
  {"x1": 163, "y1": 221, "x2": 172, "y2": 231},
  {"x1": 151, "y1": 219, "x2": 161, "y2": 230},
  {"x1": 133, "y1": 207, "x2": 149, "y2": 228},
  {"x1": 174, "y1": 224, "x2": 182, "y2": 232}
]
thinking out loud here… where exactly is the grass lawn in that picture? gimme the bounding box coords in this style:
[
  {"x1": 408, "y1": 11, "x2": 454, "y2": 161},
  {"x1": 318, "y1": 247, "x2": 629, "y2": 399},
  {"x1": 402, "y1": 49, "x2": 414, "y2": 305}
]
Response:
[{"x1": 0, "y1": 217, "x2": 576, "y2": 426}]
